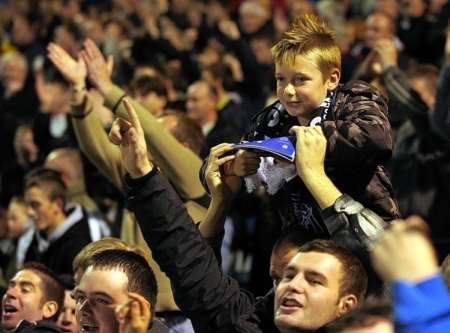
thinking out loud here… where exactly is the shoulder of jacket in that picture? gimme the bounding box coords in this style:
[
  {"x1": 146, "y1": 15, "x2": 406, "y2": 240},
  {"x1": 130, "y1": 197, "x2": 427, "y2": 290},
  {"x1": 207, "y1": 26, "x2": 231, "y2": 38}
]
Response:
[
  {"x1": 250, "y1": 100, "x2": 284, "y2": 123},
  {"x1": 334, "y1": 80, "x2": 388, "y2": 114}
]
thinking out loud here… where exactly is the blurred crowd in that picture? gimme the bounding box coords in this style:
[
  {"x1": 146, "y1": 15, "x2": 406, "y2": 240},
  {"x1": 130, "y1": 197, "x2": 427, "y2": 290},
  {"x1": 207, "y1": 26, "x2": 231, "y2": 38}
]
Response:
[{"x1": 0, "y1": 0, "x2": 450, "y2": 332}]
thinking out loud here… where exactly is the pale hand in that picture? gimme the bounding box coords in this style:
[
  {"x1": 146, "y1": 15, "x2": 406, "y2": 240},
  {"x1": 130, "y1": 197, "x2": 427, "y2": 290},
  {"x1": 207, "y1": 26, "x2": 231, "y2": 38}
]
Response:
[
  {"x1": 373, "y1": 39, "x2": 398, "y2": 69},
  {"x1": 47, "y1": 42, "x2": 87, "y2": 87},
  {"x1": 81, "y1": 38, "x2": 114, "y2": 96},
  {"x1": 290, "y1": 126, "x2": 327, "y2": 181},
  {"x1": 205, "y1": 143, "x2": 241, "y2": 201},
  {"x1": 116, "y1": 292, "x2": 151, "y2": 333},
  {"x1": 223, "y1": 149, "x2": 261, "y2": 177},
  {"x1": 109, "y1": 99, "x2": 153, "y2": 178}
]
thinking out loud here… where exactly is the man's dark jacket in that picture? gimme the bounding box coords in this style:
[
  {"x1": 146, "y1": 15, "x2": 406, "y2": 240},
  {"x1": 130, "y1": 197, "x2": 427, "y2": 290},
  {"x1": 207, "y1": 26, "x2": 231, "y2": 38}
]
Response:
[{"x1": 126, "y1": 171, "x2": 383, "y2": 333}]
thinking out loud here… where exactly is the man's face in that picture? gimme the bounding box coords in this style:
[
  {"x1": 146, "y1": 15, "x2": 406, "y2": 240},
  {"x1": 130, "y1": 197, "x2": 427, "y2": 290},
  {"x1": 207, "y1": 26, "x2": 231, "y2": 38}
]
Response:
[
  {"x1": 2, "y1": 270, "x2": 47, "y2": 331},
  {"x1": 57, "y1": 290, "x2": 79, "y2": 333},
  {"x1": 365, "y1": 14, "x2": 393, "y2": 49},
  {"x1": 6, "y1": 201, "x2": 29, "y2": 239},
  {"x1": 24, "y1": 186, "x2": 62, "y2": 233},
  {"x1": 186, "y1": 83, "x2": 217, "y2": 125},
  {"x1": 270, "y1": 243, "x2": 300, "y2": 287},
  {"x1": 74, "y1": 267, "x2": 129, "y2": 333},
  {"x1": 276, "y1": 55, "x2": 338, "y2": 122},
  {"x1": 274, "y1": 251, "x2": 346, "y2": 332}
]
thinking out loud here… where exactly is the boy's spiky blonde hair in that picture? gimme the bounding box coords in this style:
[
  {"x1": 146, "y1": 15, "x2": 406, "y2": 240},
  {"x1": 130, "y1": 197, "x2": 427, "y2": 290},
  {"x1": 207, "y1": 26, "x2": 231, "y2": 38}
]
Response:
[{"x1": 271, "y1": 14, "x2": 341, "y2": 78}]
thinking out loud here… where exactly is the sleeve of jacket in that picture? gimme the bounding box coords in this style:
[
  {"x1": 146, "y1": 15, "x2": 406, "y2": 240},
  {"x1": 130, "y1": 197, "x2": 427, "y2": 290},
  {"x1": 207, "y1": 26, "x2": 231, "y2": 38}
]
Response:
[
  {"x1": 320, "y1": 194, "x2": 389, "y2": 253},
  {"x1": 71, "y1": 94, "x2": 126, "y2": 192},
  {"x1": 105, "y1": 85, "x2": 205, "y2": 200},
  {"x1": 126, "y1": 171, "x2": 258, "y2": 332},
  {"x1": 394, "y1": 275, "x2": 450, "y2": 333},
  {"x1": 323, "y1": 82, "x2": 394, "y2": 167}
]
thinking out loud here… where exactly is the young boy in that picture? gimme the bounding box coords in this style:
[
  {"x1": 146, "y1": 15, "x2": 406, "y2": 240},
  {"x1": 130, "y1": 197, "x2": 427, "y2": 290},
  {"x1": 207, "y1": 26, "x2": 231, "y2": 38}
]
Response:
[{"x1": 221, "y1": 14, "x2": 399, "y2": 234}]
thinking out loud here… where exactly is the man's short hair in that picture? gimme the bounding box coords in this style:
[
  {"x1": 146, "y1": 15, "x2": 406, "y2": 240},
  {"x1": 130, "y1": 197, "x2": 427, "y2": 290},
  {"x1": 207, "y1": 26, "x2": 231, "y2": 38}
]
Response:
[
  {"x1": 73, "y1": 237, "x2": 151, "y2": 274},
  {"x1": 298, "y1": 240, "x2": 367, "y2": 301},
  {"x1": 130, "y1": 75, "x2": 168, "y2": 99},
  {"x1": 271, "y1": 14, "x2": 341, "y2": 78},
  {"x1": 159, "y1": 111, "x2": 205, "y2": 156},
  {"x1": 326, "y1": 299, "x2": 392, "y2": 332},
  {"x1": 86, "y1": 249, "x2": 158, "y2": 314},
  {"x1": 24, "y1": 168, "x2": 67, "y2": 205},
  {"x1": 21, "y1": 262, "x2": 65, "y2": 321}
]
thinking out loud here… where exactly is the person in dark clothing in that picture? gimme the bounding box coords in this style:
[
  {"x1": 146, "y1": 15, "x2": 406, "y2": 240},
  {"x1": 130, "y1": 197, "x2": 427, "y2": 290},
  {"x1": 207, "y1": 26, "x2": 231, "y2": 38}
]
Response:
[
  {"x1": 22, "y1": 168, "x2": 92, "y2": 275},
  {"x1": 108, "y1": 96, "x2": 380, "y2": 333},
  {"x1": 1, "y1": 262, "x2": 64, "y2": 333},
  {"x1": 202, "y1": 14, "x2": 399, "y2": 237}
]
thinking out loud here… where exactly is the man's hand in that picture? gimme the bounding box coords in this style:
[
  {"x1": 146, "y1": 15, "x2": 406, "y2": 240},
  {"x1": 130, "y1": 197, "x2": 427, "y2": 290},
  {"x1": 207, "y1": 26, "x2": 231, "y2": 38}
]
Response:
[
  {"x1": 373, "y1": 39, "x2": 398, "y2": 70},
  {"x1": 109, "y1": 99, "x2": 153, "y2": 178},
  {"x1": 445, "y1": 30, "x2": 450, "y2": 65},
  {"x1": 218, "y1": 20, "x2": 241, "y2": 41},
  {"x1": 81, "y1": 39, "x2": 114, "y2": 96},
  {"x1": 371, "y1": 216, "x2": 439, "y2": 283},
  {"x1": 47, "y1": 43, "x2": 87, "y2": 88},
  {"x1": 205, "y1": 144, "x2": 241, "y2": 201},
  {"x1": 116, "y1": 292, "x2": 151, "y2": 333},
  {"x1": 290, "y1": 126, "x2": 327, "y2": 182},
  {"x1": 223, "y1": 149, "x2": 261, "y2": 177}
]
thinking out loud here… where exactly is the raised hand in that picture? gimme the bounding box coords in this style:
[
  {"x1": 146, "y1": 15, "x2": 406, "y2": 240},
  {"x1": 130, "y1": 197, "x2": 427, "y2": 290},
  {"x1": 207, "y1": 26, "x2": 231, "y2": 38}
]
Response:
[
  {"x1": 47, "y1": 42, "x2": 87, "y2": 88},
  {"x1": 109, "y1": 99, "x2": 153, "y2": 178},
  {"x1": 205, "y1": 143, "x2": 241, "y2": 201},
  {"x1": 371, "y1": 216, "x2": 439, "y2": 283},
  {"x1": 290, "y1": 126, "x2": 327, "y2": 181},
  {"x1": 116, "y1": 292, "x2": 151, "y2": 333},
  {"x1": 81, "y1": 39, "x2": 114, "y2": 96},
  {"x1": 372, "y1": 38, "x2": 398, "y2": 70},
  {"x1": 223, "y1": 149, "x2": 261, "y2": 177}
]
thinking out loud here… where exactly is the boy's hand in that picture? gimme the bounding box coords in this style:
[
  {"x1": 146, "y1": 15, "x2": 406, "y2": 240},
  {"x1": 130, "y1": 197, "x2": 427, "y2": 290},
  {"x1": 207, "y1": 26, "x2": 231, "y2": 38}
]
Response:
[
  {"x1": 116, "y1": 292, "x2": 151, "y2": 333},
  {"x1": 47, "y1": 43, "x2": 87, "y2": 88},
  {"x1": 371, "y1": 216, "x2": 439, "y2": 283},
  {"x1": 290, "y1": 126, "x2": 327, "y2": 182},
  {"x1": 109, "y1": 99, "x2": 153, "y2": 178},
  {"x1": 81, "y1": 39, "x2": 114, "y2": 96},
  {"x1": 205, "y1": 144, "x2": 241, "y2": 201},
  {"x1": 223, "y1": 149, "x2": 261, "y2": 177}
]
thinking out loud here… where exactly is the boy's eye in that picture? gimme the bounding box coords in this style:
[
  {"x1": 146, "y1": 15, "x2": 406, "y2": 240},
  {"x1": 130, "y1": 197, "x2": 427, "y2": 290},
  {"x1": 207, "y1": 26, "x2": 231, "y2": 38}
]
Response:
[{"x1": 293, "y1": 76, "x2": 307, "y2": 85}]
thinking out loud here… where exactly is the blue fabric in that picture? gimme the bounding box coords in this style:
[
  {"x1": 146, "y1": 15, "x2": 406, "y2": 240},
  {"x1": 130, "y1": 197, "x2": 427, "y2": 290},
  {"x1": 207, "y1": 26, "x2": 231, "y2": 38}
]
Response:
[{"x1": 394, "y1": 274, "x2": 450, "y2": 333}]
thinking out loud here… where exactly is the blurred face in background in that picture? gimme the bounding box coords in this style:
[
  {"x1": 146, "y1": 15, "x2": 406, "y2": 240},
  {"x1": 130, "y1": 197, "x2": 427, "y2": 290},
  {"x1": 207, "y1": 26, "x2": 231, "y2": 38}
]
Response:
[
  {"x1": 7, "y1": 200, "x2": 29, "y2": 239},
  {"x1": 365, "y1": 13, "x2": 394, "y2": 49},
  {"x1": 57, "y1": 290, "x2": 79, "y2": 333}
]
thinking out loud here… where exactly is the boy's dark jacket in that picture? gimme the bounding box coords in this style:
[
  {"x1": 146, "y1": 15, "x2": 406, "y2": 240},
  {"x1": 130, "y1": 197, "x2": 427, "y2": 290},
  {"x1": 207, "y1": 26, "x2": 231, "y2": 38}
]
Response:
[{"x1": 202, "y1": 80, "x2": 400, "y2": 233}]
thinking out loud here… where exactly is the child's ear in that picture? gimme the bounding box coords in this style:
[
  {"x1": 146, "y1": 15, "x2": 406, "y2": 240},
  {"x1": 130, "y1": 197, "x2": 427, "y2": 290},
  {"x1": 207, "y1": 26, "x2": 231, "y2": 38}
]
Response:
[{"x1": 326, "y1": 68, "x2": 340, "y2": 91}]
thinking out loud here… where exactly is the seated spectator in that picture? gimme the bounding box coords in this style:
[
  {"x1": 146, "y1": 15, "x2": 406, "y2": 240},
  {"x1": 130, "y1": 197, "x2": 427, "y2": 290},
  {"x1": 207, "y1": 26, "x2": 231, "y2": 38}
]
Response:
[
  {"x1": 2, "y1": 197, "x2": 34, "y2": 281},
  {"x1": 74, "y1": 249, "x2": 165, "y2": 333},
  {"x1": 1, "y1": 125, "x2": 41, "y2": 207},
  {"x1": 130, "y1": 75, "x2": 168, "y2": 117},
  {"x1": 23, "y1": 168, "x2": 93, "y2": 275},
  {"x1": 44, "y1": 148, "x2": 111, "y2": 240},
  {"x1": 56, "y1": 274, "x2": 78, "y2": 333},
  {"x1": 1, "y1": 262, "x2": 64, "y2": 333}
]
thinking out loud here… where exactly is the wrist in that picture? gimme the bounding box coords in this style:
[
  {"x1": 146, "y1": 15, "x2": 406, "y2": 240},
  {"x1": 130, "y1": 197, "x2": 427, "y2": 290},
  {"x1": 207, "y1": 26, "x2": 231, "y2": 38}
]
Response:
[
  {"x1": 98, "y1": 80, "x2": 113, "y2": 97},
  {"x1": 130, "y1": 161, "x2": 154, "y2": 179}
]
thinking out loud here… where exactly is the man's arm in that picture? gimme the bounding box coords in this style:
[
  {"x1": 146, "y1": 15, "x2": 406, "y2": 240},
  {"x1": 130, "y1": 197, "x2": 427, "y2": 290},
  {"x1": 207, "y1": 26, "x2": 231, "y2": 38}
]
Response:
[
  {"x1": 111, "y1": 100, "x2": 259, "y2": 332},
  {"x1": 82, "y1": 39, "x2": 205, "y2": 200}
]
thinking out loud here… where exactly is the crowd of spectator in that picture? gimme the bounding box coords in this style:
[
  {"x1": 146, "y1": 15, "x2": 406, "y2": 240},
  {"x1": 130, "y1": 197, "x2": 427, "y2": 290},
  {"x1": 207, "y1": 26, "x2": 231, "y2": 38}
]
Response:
[{"x1": 0, "y1": 0, "x2": 450, "y2": 332}]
